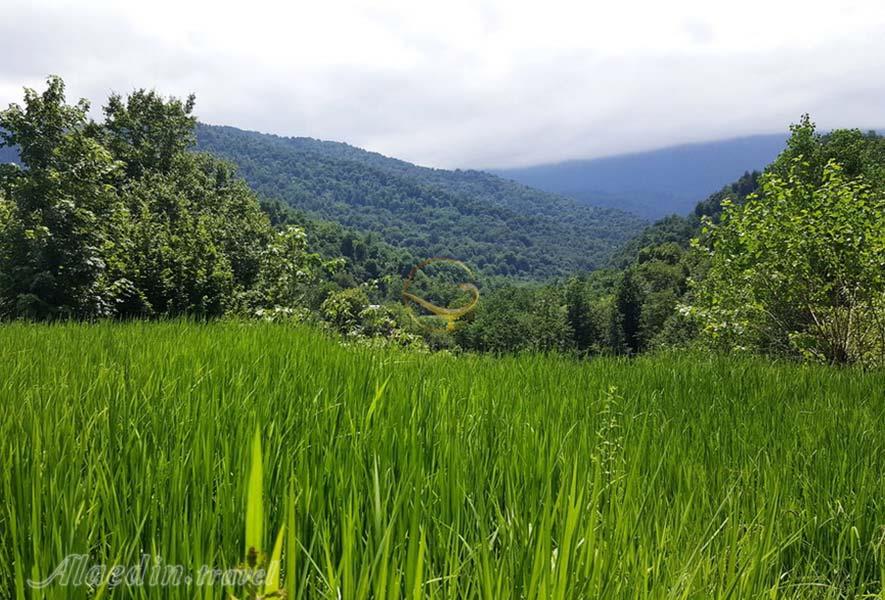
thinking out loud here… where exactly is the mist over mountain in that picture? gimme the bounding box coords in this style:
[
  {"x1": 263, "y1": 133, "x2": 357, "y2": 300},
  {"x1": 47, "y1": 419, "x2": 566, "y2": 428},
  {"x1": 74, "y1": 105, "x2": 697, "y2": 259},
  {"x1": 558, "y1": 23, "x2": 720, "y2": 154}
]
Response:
[{"x1": 491, "y1": 134, "x2": 791, "y2": 219}]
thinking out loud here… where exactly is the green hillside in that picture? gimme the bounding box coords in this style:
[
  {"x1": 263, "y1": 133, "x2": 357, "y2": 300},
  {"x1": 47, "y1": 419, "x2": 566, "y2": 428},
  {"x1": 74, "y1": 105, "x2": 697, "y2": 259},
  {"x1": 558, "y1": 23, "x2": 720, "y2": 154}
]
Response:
[{"x1": 196, "y1": 124, "x2": 646, "y2": 279}]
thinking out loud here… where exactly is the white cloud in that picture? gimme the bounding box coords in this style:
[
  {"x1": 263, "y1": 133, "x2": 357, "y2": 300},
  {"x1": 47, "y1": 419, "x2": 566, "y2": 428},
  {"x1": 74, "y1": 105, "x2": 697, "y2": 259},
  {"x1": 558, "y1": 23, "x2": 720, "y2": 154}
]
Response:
[{"x1": 1, "y1": 0, "x2": 884, "y2": 167}]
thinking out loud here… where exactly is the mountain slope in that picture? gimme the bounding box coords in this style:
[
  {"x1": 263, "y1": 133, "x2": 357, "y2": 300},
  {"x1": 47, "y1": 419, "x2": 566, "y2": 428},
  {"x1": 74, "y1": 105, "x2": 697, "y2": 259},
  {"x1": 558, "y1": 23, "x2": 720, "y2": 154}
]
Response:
[
  {"x1": 492, "y1": 134, "x2": 789, "y2": 219},
  {"x1": 196, "y1": 124, "x2": 646, "y2": 279}
]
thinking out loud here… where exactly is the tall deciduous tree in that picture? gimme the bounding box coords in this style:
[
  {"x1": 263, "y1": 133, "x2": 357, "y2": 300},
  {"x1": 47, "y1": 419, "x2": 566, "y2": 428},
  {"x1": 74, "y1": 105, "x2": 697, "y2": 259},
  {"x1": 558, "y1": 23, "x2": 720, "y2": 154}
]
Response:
[
  {"x1": 565, "y1": 275, "x2": 599, "y2": 354},
  {"x1": 0, "y1": 76, "x2": 128, "y2": 318},
  {"x1": 690, "y1": 119, "x2": 885, "y2": 365},
  {"x1": 610, "y1": 269, "x2": 644, "y2": 355},
  {"x1": 0, "y1": 76, "x2": 327, "y2": 320}
]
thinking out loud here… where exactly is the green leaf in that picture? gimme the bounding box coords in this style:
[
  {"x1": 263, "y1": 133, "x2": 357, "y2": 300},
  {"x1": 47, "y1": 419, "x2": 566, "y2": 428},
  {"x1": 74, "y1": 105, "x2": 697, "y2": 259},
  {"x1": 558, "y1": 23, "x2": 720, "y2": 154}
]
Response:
[
  {"x1": 245, "y1": 425, "x2": 264, "y2": 558},
  {"x1": 264, "y1": 525, "x2": 286, "y2": 595},
  {"x1": 364, "y1": 375, "x2": 391, "y2": 430},
  {"x1": 286, "y1": 477, "x2": 298, "y2": 600}
]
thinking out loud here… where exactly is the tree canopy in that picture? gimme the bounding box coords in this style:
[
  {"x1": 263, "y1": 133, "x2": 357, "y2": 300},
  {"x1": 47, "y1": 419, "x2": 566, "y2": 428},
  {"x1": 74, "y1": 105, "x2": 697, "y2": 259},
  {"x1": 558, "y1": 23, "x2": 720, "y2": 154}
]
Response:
[
  {"x1": 690, "y1": 118, "x2": 885, "y2": 365},
  {"x1": 0, "y1": 76, "x2": 327, "y2": 319}
]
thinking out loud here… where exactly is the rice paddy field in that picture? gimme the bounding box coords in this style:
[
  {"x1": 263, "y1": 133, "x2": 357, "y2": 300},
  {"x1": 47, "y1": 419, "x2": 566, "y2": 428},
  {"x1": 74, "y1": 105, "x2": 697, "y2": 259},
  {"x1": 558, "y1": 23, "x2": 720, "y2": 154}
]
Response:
[{"x1": 1, "y1": 321, "x2": 883, "y2": 599}]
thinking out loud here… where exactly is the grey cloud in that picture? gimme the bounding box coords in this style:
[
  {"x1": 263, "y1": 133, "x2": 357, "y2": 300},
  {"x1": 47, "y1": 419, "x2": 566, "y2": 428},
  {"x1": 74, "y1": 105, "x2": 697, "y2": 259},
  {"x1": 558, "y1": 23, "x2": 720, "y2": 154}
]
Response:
[{"x1": 1, "y1": 3, "x2": 883, "y2": 169}]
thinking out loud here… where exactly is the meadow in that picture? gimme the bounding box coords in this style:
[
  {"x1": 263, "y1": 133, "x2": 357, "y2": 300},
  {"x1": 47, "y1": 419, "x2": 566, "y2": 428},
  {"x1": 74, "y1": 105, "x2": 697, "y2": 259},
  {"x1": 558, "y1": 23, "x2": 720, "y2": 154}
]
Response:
[{"x1": 1, "y1": 321, "x2": 883, "y2": 599}]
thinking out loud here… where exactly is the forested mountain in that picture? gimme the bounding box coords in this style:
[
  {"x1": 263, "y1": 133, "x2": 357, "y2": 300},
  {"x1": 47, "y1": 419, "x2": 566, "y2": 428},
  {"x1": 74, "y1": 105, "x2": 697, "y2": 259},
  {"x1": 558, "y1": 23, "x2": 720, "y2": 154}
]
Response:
[
  {"x1": 196, "y1": 124, "x2": 646, "y2": 279},
  {"x1": 609, "y1": 170, "x2": 762, "y2": 267},
  {"x1": 492, "y1": 134, "x2": 790, "y2": 218}
]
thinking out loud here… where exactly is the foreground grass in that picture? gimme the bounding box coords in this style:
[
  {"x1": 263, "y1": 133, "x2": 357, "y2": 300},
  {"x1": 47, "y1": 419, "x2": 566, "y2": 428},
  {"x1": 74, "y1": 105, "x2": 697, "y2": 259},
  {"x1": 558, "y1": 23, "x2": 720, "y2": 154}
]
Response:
[{"x1": 0, "y1": 322, "x2": 883, "y2": 599}]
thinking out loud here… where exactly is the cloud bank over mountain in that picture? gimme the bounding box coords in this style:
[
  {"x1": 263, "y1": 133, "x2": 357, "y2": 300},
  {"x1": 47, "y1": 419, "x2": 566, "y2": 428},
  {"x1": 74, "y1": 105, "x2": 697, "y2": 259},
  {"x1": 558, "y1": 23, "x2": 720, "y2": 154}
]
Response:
[{"x1": 2, "y1": 0, "x2": 884, "y2": 168}]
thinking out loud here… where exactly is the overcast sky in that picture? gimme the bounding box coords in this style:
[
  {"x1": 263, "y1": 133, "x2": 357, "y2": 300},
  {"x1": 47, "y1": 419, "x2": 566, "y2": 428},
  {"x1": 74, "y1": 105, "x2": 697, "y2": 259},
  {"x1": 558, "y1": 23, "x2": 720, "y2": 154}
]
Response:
[{"x1": 2, "y1": 0, "x2": 884, "y2": 168}]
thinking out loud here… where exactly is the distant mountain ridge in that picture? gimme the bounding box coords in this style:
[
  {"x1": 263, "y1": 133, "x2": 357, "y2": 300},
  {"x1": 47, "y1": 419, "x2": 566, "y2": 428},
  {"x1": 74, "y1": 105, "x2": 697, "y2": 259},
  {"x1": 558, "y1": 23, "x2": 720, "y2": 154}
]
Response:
[
  {"x1": 492, "y1": 134, "x2": 791, "y2": 218},
  {"x1": 195, "y1": 124, "x2": 646, "y2": 279}
]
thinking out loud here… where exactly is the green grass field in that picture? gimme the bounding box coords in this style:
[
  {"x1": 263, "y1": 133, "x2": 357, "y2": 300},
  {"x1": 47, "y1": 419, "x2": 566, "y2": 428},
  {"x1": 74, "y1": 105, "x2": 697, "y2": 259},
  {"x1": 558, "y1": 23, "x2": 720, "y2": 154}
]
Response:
[{"x1": 1, "y1": 322, "x2": 883, "y2": 599}]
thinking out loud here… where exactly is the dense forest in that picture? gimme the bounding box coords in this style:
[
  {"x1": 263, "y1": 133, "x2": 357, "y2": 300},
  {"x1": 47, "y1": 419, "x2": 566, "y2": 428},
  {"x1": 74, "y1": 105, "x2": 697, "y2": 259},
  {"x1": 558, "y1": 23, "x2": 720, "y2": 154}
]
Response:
[
  {"x1": 1, "y1": 77, "x2": 883, "y2": 365},
  {"x1": 195, "y1": 124, "x2": 646, "y2": 279}
]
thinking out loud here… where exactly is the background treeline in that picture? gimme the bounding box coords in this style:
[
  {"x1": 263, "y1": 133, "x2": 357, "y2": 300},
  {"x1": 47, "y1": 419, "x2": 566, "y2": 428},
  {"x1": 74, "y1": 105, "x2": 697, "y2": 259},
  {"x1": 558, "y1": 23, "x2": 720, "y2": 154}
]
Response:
[{"x1": 2, "y1": 77, "x2": 882, "y2": 365}]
